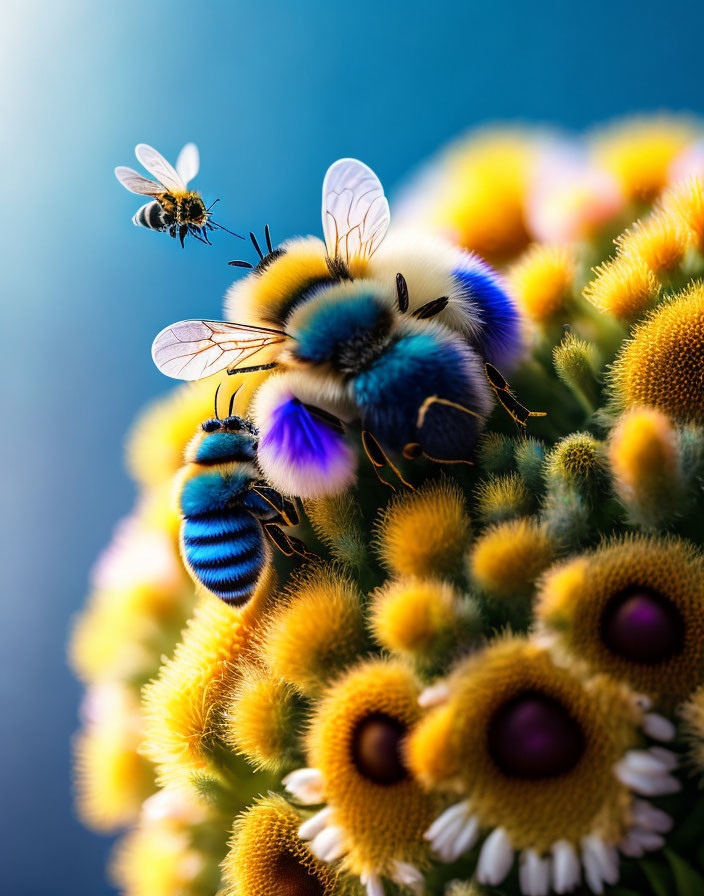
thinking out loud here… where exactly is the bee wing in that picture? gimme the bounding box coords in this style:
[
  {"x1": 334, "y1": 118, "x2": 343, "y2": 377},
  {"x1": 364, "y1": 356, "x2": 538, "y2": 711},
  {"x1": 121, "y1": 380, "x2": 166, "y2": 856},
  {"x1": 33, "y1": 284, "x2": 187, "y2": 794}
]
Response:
[
  {"x1": 152, "y1": 319, "x2": 289, "y2": 381},
  {"x1": 175, "y1": 143, "x2": 200, "y2": 186},
  {"x1": 115, "y1": 166, "x2": 163, "y2": 195},
  {"x1": 322, "y1": 158, "x2": 390, "y2": 264},
  {"x1": 135, "y1": 143, "x2": 186, "y2": 193}
]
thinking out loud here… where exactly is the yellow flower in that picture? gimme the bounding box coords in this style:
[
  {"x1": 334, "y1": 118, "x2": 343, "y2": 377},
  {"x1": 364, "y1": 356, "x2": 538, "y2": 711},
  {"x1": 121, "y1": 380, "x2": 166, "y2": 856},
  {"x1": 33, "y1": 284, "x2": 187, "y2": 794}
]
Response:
[
  {"x1": 583, "y1": 255, "x2": 659, "y2": 319},
  {"x1": 536, "y1": 535, "x2": 704, "y2": 706},
  {"x1": 507, "y1": 244, "x2": 576, "y2": 323},
  {"x1": 681, "y1": 685, "x2": 704, "y2": 774},
  {"x1": 375, "y1": 479, "x2": 471, "y2": 579},
  {"x1": 286, "y1": 659, "x2": 436, "y2": 892},
  {"x1": 259, "y1": 567, "x2": 366, "y2": 697},
  {"x1": 303, "y1": 493, "x2": 366, "y2": 568},
  {"x1": 222, "y1": 794, "x2": 339, "y2": 896},
  {"x1": 475, "y1": 473, "x2": 532, "y2": 524},
  {"x1": 616, "y1": 212, "x2": 690, "y2": 274},
  {"x1": 469, "y1": 518, "x2": 555, "y2": 599},
  {"x1": 546, "y1": 433, "x2": 606, "y2": 491},
  {"x1": 608, "y1": 407, "x2": 682, "y2": 526},
  {"x1": 409, "y1": 638, "x2": 678, "y2": 890},
  {"x1": 142, "y1": 573, "x2": 274, "y2": 788},
  {"x1": 552, "y1": 333, "x2": 600, "y2": 413},
  {"x1": 664, "y1": 177, "x2": 704, "y2": 252},
  {"x1": 224, "y1": 665, "x2": 301, "y2": 772},
  {"x1": 370, "y1": 577, "x2": 480, "y2": 663},
  {"x1": 593, "y1": 116, "x2": 695, "y2": 202},
  {"x1": 609, "y1": 282, "x2": 704, "y2": 423},
  {"x1": 73, "y1": 685, "x2": 153, "y2": 832}
]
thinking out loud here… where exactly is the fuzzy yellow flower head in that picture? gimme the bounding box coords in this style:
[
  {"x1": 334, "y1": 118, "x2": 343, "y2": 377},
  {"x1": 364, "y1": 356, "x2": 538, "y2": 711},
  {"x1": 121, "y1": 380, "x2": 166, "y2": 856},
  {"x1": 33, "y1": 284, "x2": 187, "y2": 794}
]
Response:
[
  {"x1": 536, "y1": 535, "x2": 704, "y2": 707},
  {"x1": 508, "y1": 244, "x2": 576, "y2": 324},
  {"x1": 259, "y1": 567, "x2": 366, "y2": 696},
  {"x1": 224, "y1": 665, "x2": 301, "y2": 773},
  {"x1": 285, "y1": 659, "x2": 435, "y2": 892},
  {"x1": 616, "y1": 212, "x2": 690, "y2": 274},
  {"x1": 583, "y1": 255, "x2": 659, "y2": 319},
  {"x1": 593, "y1": 116, "x2": 696, "y2": 202},
  {"x1": 681, "y1": 685, "x2": 704, "y2": 775},
  {"x1": 475, "y1": 473, "x2": 532, "y2": 525},
  {"x1": 664, "y1": 177, "x2": 704, "y2": 252},
  {"x1": 375, "y1": 479, "x2": 471, "y2": 579},
  {"x1": 142, "y1": 574, "x2": 273, "y2": 788},
  {"x1": 546, "y1": 433, "x2": 606, "y2": 491},
  {"x1": 370, "y1": 577, "x2": 480, "y2": 664},
  {"x1": 610, "y1": 282, "x2": 704, "y2": 424},
  {"x1": 409, "y1": 638, "x2": 678, "y2": 891},
  {"x1": 469, "y1": 518, "x2": 555, "y2": 599},
  {"x1": 222, "y1": 794, "x2": 339, "y2": 896},
  {"x1": 74, "y1": 684, "x2": 154, "y2": 832}
]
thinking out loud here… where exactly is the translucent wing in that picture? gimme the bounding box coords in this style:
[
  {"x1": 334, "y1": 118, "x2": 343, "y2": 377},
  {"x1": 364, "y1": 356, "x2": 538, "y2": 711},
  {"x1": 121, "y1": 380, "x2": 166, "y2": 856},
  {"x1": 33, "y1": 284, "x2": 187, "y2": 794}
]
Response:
[
  {"x1": 152, "y1": 319, "x2": 289, "y2": 381},
  {"x1": 115, "y1": 166, "x2": 163, "y2": 195},
  {"x1": 175, "y1": 143, "x2": 200, "y2": 186},
  {"x1": 322, "y1": 158, "x2": 390, "y2": 264},
  {"x1": 135, "y1": 143, "x2": 186, "y2": 193}
]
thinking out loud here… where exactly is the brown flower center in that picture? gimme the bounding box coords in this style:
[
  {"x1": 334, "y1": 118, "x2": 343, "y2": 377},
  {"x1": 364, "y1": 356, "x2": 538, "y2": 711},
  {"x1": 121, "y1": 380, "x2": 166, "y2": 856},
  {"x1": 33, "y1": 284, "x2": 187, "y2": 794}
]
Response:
[
  {"x1": 352, "y1": 713, "x2": 409, "y2": 785},
  {"x1": 273, "y1": 851, "x2": 326, "y2": 896}
]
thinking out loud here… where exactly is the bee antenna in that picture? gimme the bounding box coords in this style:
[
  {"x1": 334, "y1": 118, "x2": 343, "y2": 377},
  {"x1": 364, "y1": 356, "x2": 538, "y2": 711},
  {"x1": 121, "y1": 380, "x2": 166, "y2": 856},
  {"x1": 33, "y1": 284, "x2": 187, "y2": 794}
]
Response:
[
  {"x1": 214, "y1": 382, "x2": 222, "y2": 420},
  {"x1": 228, "y1": 385, "x2": 242, "y2": 417},
  {"x1": 228, "y1": 259, "x2": 254, "y2": 268},
  {"x1": 250, "y1": 231, "x2": 264, "y2": 260},
  {"x1": 206, "y1": 198, "x2": 221, "y2": 211},
  {"x1": 265, "y1": 224, "x2": 273, "y2": 254},
  {"x1": 211, "y1": 221, "x2": 244, "y2": 238}
]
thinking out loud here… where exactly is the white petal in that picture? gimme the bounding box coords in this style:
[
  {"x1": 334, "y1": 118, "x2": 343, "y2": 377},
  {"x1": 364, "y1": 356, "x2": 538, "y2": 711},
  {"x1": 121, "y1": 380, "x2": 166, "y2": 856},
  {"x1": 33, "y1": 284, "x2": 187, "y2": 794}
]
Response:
[
  {"x1": 635, "y1": 694, "x2": 653, "y2": 711},
  {"x1": 282, "y1": 768, "x2": 325, "y2": 804},
  {"x1": 298, "y1": 807, "x2": 334, "y2": 840},
  {"x1": 424, "y1": 800, "x2": 471, "y2": 842},
  {"x1": 551, "y1": 840, "x2": 581, "y2": 893},
  {"x1": 618, "y1": 830, "x2": 645, "y2": 859},
  {"x1": 391, "y1": 860, "x2": 424, "y2": 893},
  {"x1": 519, "y1": 849, "x2": 550, "y2": 896},
  {"x1": 477, "y1": 827, "x2": 514, "y2": 886},
  {"x1": 362, "y1": 872, "x2": 385, "y2": 896},
  {"x1": 418, "y1": 681, "x2": 451, "y2": 707},
  {"x1": 582, "y1": 835, "x2": 619, "y2": 889},
  {"x1": 614, "y1": 759, "x2": 680, "y2": 795},
  {"x1": 452, "y1": 815, "x2": 480, "y2": 859},
  {"x1": 630, "y1": 827, "x2": 666, "y2": 852},
  {"x1": 310, "y1": 825, "x2": 346, "y2": 862},
  {"x1": 631, "y1": 799, "x2": 673, "y2": 834},
  {"x1": 622, "y1": 749, "x2": 672, "y2": 776},
  {"x1": 648, "y1": 747, "x2": 677, "y2": 771},
  {"x1": 643, "y1": 712, "x2": 676, "y2": 742}
]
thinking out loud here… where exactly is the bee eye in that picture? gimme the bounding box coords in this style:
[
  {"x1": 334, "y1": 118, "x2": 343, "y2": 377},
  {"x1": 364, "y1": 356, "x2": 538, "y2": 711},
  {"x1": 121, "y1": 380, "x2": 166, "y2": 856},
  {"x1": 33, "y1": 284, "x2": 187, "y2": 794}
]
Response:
[{"x1": 202, "y1": 419, "x2": 222, "y2": 432}]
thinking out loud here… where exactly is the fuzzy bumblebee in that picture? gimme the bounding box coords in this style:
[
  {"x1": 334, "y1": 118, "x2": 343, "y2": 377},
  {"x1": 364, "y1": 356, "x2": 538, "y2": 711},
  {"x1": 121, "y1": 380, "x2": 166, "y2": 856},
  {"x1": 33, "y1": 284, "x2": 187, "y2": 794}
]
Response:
[{"x1": 175, "y1": 401, "x2": 311, "y2": 605}]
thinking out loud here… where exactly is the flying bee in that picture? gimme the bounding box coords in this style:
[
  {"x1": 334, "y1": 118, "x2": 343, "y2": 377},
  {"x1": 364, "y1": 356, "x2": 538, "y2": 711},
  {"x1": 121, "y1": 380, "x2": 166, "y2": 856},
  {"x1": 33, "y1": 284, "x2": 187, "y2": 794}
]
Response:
[
  {"x1": 176, "y1": 386, "x2": 314, "y2": 606},
  {"x1": 152, "y1": 159, "x2": 539, "y2": 498},
  {"x1": 115, "y1": 143, "x2": 241, "y2": 247}
]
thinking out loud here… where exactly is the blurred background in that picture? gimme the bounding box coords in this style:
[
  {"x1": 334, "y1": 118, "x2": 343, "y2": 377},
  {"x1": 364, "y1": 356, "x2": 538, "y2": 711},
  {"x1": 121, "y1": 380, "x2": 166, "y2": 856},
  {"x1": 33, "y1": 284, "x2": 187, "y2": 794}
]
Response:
[{"x1": 2, "y1": 0, "x2": 704, "y2": 892}]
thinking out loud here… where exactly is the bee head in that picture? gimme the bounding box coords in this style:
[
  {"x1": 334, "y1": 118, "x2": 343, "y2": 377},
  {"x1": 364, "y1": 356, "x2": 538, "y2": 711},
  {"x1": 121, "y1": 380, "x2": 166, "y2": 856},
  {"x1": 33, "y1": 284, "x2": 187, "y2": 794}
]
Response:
[{"x1": 203, "y1": 384, "x2": 259, "y2": 436}]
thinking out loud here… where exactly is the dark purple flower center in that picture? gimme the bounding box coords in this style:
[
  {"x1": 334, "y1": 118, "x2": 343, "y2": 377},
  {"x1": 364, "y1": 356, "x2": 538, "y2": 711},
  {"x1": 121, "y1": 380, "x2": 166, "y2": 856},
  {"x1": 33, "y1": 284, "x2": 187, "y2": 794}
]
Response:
[
  {"x1": 488, "y1": 690, "x2": 585, "y2": 778},
  {"x1": 274, "y1": 851, "x2": 325, "y2": 896},
  {"x1": 600, "y1": 586, "x2": 684, "y2": 664},
  {"x1": 352, "y1": 713, "x2": 409, "y2": 785}
]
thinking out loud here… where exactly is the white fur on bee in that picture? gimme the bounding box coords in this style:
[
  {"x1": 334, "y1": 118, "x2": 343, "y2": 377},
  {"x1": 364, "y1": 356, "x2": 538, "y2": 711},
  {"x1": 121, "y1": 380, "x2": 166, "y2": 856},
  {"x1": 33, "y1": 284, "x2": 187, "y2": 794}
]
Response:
[{"x1": 368, "y1": 229, "x2": 484, "y2": 340}]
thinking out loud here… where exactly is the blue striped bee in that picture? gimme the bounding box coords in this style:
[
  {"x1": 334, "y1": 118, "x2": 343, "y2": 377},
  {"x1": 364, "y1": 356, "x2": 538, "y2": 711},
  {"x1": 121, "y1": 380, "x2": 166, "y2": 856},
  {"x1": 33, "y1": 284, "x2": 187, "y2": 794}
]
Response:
[
  {"x1": 177, "y1": 389, "x2": 313, "y2": 605},
  {"x1": 152, "y1": 159, "x2": 539, "y2": 498},
  {"x1": 115, "y1": 143, "x2": 241, "y2": 247}
]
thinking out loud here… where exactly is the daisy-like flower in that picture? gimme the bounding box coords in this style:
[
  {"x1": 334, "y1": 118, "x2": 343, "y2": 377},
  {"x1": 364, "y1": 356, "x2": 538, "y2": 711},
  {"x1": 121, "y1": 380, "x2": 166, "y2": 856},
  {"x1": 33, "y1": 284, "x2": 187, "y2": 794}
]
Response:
[
  {"x1": 222, "y1": 794, "x2": 339, "y2": 896},
  {"x1": 408, "y1": 638, "x2": 678, "y2": 895},
  {"x1": 284, "y1": 659, "x2": 436, "y2": 896},
  {"x1": 536, "y1": 535, "x2": 704, "y2": 707}
]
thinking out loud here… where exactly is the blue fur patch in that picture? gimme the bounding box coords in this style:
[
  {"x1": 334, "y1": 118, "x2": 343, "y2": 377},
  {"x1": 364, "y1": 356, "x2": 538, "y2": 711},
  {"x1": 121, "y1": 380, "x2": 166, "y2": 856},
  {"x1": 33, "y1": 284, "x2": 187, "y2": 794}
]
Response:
[
  {"x1": 293, "y1": 292, "x2": 384, "y2": 363},
  {"x1": 453, "y1": 255, "x2": 522, "y2": 368},
  {"x1": 353, "y1": 331, "x2": 485, "y2": 450},
  {"x1": 180, "y1": 470, "x2": 251, "y2": 516},
  {"x1": 260, "y1": 397, "x2": 348, "y2": 472},
  {"x1": 195, "y1": 432, "x2": 257, "y2": 465}
]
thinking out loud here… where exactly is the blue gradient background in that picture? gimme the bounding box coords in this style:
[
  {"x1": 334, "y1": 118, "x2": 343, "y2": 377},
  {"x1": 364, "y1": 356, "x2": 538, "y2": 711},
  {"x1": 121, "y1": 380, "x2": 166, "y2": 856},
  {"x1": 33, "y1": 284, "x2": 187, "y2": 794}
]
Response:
[{"x1": 2, "y1": 0, "x2": 704, "y2": 892}]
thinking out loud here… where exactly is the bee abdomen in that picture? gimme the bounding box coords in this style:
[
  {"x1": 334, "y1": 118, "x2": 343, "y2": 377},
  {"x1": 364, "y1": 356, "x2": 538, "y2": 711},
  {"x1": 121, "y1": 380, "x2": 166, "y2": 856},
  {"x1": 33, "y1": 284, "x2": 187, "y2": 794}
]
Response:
[
  {"x1": 133, "y1": 200, "x2": 168, "y2": 231},
  {"x1": 182, "y1": 508, "x2": 267, "y2": 605}
]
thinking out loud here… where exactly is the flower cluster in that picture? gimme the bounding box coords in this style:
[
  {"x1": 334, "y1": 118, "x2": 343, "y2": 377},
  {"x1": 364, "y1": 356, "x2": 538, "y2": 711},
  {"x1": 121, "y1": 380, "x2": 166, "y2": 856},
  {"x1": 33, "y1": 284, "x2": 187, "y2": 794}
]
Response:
[{"x1": 72, "y1": 115, "x2": 704, "y2": 896}]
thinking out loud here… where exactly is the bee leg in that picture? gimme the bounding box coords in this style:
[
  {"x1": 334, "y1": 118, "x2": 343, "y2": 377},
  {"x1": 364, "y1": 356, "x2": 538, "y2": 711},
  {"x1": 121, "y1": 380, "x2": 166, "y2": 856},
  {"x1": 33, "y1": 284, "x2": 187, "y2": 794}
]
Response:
[
  {"x1": 361, "y1": 430, "x2": 414, "y2": 491},
  {"x1": 415, "y1": 396, "x2": 480, "y2": 463},
  {"x1": 484, "y1": 363, "x2": 546, "y2": 427},
  {"x1": 250, "y1": 485, "x2": 300, "y2": 526},
  {"x1": 264, "y1": 523, "x2": 317, "y2": 561},
  {"x1": 412, "y1": 296, "x2": 449, "y2": 320},
  {"x1": 179, "y1": 224, "x2": 188, "y2": 247}
]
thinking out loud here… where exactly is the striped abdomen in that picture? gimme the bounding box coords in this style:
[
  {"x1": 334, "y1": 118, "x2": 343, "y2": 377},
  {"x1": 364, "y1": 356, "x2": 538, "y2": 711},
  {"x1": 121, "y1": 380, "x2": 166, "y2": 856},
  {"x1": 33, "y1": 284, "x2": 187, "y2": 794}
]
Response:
[
  {"x1": 181, "y1": 505, "x2": 267, "y2": 606},
  {"x1": 133, "y1": 199, "x2": 170, "y2": 231}
]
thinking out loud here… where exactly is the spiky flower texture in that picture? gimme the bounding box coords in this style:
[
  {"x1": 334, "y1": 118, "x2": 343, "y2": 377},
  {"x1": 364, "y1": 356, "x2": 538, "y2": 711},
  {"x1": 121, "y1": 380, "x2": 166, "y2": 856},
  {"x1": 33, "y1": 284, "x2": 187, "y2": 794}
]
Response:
[{"x1": 72, "y1": 117, "x2": 704, "y2": 896}]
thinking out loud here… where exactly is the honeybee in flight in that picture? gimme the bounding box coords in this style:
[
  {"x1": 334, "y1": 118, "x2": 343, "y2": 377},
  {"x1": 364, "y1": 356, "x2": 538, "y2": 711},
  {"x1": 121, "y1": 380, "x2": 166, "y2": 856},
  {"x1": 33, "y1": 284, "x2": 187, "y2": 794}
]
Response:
[
  {"x1": 115, "y1": 143, "x2": 241, "y2": 246},
  {"x1": 152, "y1": 158, "x2": 538, "y2": 497}
]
